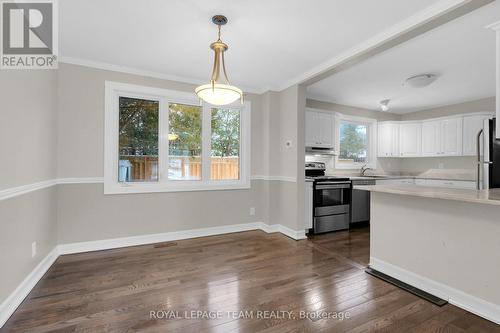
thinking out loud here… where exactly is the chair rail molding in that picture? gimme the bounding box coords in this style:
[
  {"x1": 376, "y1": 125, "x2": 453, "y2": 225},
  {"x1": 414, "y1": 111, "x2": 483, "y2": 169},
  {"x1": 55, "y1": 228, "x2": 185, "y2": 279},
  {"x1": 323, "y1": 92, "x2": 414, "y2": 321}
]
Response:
[
  {"x1": 0, "y1": 178, "x2": 105, "y2": 201},
  {"x1": 0, "y1": 176, "x2": 301, "y2": 201}
]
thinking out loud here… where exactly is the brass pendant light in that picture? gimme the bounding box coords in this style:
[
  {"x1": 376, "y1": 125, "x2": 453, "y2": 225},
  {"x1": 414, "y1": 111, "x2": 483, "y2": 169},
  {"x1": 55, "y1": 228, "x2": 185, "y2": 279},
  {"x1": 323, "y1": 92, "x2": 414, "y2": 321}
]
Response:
[{"x1": 195, "y1": 15, "x2": 243, "y2": 106}]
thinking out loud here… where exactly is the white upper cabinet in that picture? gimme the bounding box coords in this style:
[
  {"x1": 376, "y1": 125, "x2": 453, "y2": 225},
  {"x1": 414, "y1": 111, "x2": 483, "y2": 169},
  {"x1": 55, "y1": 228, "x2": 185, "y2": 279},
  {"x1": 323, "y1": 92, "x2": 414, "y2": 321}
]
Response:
[
  {"x1": 317, "y1": 112, "x2": 335, "y2": 147},
  {"x1": 441, "y1": 117, "x2": 463, "y2": 156},
  {"x1": 376, "y1": 113, "x2": 492, "y2": 158},
  {"x1": 305, "y1": 109, "x2": 334, "y2": 148},
  {"x1": 378, "y1": 122, "x2": 399, "y2": 157},
  {"x1": 421, "y1": 117, "x2": 462, "y2": 156},
  {"x1": 463, "y1": 115, "x2": 489, "y2": 156},
  {"x1": 421, "y1": 120, "x2": 441, "y2": 156},
  {"x1": 399, "y1": 122, "x2": 422, "y2": 157}
]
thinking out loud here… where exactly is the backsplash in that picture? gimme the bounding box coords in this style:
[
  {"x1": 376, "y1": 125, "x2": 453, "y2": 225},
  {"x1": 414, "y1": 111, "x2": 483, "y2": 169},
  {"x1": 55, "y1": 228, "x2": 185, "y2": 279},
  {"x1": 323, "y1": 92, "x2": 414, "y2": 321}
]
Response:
[{"x1": 305, "y1": 154, "x2": 477, "y2": 180}]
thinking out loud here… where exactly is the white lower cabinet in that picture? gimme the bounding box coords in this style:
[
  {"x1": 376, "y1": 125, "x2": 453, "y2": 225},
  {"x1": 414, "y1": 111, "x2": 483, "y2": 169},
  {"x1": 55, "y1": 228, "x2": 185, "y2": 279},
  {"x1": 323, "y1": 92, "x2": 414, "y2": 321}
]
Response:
[
  {"x1": 417, "y1": 179, "x2": 476, "y2": 189},
  {"x1": 376, "y1": 179, "x2": 415, "y2": 186},
  {"x1": 305, "y1": 182, "x2": 313, "y2": 230},
  {"x1": 377, "y1": 178, "x2": 474, "y2": 189}
]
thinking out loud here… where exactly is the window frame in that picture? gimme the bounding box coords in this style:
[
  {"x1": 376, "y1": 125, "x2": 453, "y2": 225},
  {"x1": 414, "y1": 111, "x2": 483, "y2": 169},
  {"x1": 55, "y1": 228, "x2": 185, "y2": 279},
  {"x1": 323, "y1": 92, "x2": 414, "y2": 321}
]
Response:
[
  {"x1": 104, "y1": 81, "x2": 251, "y2": 194},
  {"x1": 334, "y1": 114, "x2": 377, "y2": 170}
]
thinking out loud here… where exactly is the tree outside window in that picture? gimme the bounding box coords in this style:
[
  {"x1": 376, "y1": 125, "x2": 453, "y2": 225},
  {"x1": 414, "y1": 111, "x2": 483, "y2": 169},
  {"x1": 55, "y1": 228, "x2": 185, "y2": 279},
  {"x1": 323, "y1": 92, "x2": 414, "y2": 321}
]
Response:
[
  {"x1": 118, "y1": 97, "x2": 159, "y2": 182},
  {"x1": 338, "y1": 121, "x2": 368, "y2": 166}
]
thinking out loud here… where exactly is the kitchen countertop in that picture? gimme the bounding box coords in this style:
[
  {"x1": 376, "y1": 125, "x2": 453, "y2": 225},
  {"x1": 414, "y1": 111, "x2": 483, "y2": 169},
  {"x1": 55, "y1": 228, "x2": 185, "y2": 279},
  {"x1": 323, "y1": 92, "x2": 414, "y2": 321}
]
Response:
[
  {"x1": 305, "y1": 175, "x2": 476, "y2": 182},
  {"x1": 354, "y1": 184, "x2": 500, "y2": 206},
  {"x1": 326, "y1": 174, "x2": 476, "y2": 181}
]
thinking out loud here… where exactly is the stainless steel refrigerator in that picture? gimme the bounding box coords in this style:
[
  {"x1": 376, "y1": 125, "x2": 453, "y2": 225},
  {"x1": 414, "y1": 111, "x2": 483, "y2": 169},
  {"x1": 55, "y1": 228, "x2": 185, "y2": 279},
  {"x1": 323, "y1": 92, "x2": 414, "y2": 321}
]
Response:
[{"x1": 480, "y1": 118, "x2": 500, "y2": 189}]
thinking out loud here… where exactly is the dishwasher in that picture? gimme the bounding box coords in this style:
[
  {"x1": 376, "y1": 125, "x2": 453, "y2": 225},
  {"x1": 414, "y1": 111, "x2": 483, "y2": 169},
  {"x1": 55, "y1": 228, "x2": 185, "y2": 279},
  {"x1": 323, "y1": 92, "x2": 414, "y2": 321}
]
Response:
[{"x1": 350, "y1": 179, "x2": 376, "y2": 224}]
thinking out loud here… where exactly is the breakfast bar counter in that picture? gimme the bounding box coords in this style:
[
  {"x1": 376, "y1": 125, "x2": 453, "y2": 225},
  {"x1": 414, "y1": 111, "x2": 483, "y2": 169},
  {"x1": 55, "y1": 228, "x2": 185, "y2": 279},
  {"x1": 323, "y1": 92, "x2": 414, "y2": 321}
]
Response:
[
  {"x1": 355, "y1": 185, "x2": 500, "y2": 324},
  {"x1": 354, "y1": 185, "x2": 500, "y2": 206}
]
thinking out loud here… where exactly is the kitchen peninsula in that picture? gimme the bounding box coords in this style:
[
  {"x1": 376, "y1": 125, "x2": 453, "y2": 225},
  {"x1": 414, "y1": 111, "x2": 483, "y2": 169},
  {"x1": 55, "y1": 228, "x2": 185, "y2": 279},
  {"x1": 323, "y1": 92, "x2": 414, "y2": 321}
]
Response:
[{"x1": 355, "y1": 184, "x2": 500, "y2": 324}]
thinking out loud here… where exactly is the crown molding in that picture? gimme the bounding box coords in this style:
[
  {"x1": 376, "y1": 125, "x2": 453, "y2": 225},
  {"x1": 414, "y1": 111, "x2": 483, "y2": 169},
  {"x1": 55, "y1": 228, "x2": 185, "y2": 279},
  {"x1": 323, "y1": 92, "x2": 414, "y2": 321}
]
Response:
[
  {"x1": 58, "y1": 56, "x2": 265, "y2": 95},
  {"x1": 485, "y1": 20, "x2": 500, "y2": 31}
]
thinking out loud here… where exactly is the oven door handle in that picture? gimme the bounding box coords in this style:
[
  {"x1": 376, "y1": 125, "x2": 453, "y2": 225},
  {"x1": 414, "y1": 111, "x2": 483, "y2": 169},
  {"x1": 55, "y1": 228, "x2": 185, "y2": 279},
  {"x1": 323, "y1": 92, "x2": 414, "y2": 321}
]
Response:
[{"x1": 316, "y1": 184, "x2": 351, "y2": 190}]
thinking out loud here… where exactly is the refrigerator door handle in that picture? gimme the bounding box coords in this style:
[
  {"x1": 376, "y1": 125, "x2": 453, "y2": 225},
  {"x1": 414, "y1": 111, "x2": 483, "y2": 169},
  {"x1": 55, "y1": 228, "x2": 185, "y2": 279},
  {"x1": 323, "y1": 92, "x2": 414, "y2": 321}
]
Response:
[
  {"x1": 477, "y1": 129, "x2": 483, "y2": 190},
  {"x1": 476, "y1": 129, "x2": 492, "y2": 190}
]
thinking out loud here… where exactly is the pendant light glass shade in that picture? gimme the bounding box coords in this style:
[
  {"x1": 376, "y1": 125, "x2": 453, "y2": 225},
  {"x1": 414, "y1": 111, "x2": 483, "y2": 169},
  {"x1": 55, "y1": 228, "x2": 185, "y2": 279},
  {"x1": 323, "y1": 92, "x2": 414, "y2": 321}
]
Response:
[
  {"x1": 195, "y1": 83, "x2": 243, "y2": 106},
  {"x1": 195, "y1": 15, "x2": 243, "y2": 106}
]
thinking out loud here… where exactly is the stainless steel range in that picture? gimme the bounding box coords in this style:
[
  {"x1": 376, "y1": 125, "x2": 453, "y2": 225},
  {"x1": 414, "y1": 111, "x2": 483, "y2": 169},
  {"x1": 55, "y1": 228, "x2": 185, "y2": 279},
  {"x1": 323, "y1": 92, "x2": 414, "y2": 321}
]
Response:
[{"x1": 305, "y1": 162, "x2": 351, "y2": 234}]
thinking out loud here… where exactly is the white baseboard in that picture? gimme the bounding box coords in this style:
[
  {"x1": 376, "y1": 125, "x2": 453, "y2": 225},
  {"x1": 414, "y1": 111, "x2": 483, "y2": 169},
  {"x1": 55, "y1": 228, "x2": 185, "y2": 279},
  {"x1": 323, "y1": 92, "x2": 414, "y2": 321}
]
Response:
[
  {"x1": 258, "y1": 223, "x2": 307, "y2": 240},
  {"x1": 370, "y1": 257, "x2": 500, "y2": 325},
  {"x1": 58, "y1": 222, "x2": 306, "y2": 256},
  {"x1": 0, "y1": 222, "x2": 305, "y2": 328},
  {"x1": 59, "y1": 222, "x2": 263, "y2": 254},
  {"x1": 0, "y1": 247, "x2": 59, "y2": 328}
]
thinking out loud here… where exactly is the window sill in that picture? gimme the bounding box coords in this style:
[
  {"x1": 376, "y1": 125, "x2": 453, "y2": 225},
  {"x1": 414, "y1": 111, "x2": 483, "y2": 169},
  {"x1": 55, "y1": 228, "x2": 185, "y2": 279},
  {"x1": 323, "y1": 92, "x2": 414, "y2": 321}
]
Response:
[{"x1": 104, "y1": 181, "x2": 251, "y2": 195}]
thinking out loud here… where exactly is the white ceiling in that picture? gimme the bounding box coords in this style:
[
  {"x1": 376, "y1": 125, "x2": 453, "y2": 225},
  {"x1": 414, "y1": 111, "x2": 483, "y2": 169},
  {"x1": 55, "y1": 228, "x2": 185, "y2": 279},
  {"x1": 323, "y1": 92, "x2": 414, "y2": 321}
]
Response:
[
  {"x1": 59, "y1": 0, "x2": 443, "y2": 93},
  {"x1": 307, "y1": 1, "x2": 500, "y2": 114}
]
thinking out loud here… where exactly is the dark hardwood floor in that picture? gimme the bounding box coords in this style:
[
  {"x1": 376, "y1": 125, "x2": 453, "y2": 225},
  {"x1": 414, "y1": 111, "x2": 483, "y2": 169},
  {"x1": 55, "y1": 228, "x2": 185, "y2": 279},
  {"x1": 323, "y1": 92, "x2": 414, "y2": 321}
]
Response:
[{"x1": 3, "y1": 226, "x2": 499, "y2": 332}]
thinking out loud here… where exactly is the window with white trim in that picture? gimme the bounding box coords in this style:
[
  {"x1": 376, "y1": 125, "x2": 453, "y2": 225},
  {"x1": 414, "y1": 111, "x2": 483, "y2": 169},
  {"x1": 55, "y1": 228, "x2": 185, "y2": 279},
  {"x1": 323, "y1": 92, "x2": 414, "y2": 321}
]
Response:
[
  {"x1": 335, "y1": 116, "x2": 376, "y2": 169},
  {"x1": 104, "y1": 81, "x2": 251, "y2": 194}
]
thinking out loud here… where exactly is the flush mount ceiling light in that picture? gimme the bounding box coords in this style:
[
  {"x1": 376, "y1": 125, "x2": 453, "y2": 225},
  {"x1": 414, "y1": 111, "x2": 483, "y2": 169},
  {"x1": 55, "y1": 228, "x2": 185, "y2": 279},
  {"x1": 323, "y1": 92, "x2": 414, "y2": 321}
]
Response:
[
  {"x1": 379, "y1": 99, "x2": 390, "y2": 111},
  {"x1": 195, "y1": 15, "x2": 243, "y2": 106},
  {"x1": 405, "y1": 74, "x2": 437, "y2": 88}
]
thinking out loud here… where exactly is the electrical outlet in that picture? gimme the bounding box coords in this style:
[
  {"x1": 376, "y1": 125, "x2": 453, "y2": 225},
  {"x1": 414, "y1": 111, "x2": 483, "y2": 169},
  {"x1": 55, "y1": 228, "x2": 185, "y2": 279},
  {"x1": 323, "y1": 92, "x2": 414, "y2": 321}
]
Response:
[
  {"x1": 249, "y1": 207, "x2": 256, "y2": 216},
  {"x1": 31, "y1": 241, "x2": 37, "y2": 258}
]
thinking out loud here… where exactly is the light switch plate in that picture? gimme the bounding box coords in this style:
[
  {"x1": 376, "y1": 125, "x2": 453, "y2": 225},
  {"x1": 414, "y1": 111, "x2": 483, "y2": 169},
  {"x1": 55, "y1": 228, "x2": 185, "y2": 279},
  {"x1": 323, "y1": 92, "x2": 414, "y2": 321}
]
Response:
[{"x1": 31, "y1": 241, "x2": 37, "y2": 257}]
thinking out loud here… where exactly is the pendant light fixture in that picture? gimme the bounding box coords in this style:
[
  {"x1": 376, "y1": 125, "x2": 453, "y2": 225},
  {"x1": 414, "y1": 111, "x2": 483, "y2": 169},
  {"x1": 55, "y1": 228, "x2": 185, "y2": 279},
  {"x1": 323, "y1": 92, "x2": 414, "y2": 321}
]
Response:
[{"x1": 195, "y1": 15, "x2": 243, "y2": 106}]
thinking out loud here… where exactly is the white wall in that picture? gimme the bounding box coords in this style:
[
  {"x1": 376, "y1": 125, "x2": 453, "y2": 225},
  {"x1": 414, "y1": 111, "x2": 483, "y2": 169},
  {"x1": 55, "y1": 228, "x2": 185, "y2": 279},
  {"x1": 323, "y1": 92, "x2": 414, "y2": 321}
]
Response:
[
  {"x1": 0, "y1": 71, "x2": 57, "y2": 303},
  {"x1": 0, "y1": 63, "x2": 309, "y2": 316},
  {"x1": 55, "y1": 63, "x2": 274, "y2": 243},
  {"x1": 0, "y1": 71, "x2": 57, "y2": 189},
  {"x1": 260, "y1": 86, "x2": 306, "y2": 231},
  {"x1": 400, "y1": 97, "x2": 495, "y2": 121}
]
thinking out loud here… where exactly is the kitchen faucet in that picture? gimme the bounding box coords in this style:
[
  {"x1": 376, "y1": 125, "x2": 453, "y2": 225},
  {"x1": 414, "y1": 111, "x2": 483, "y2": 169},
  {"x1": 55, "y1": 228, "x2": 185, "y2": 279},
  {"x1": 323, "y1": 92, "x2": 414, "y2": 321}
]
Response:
[{"x1": 360, "y1": 164, "x2": 372, "y2": 176}]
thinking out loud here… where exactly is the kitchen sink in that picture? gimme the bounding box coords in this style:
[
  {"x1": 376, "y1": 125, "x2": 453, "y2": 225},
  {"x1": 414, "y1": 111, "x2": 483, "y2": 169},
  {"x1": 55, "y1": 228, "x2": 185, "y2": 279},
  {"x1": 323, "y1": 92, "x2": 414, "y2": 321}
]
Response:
[{"x1": 350, "y1": 175, "x2": 388, "y2": 180}]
